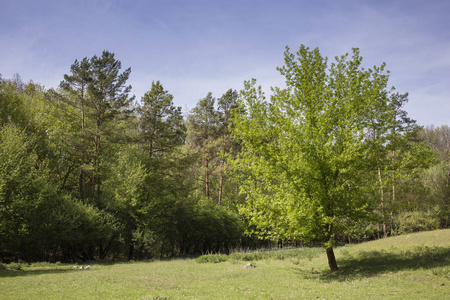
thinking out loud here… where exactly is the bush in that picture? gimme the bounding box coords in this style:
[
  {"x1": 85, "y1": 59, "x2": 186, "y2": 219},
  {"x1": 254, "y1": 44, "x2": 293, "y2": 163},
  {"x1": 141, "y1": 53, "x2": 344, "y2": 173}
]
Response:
[
  {"x1": 230, "y1": 251, "x2": 266, "y2": 261},
  {"x1": 397, "y1": 211, "x2": 440, "y2": 234},
  {"x1": 6, "y1": 263, "x2": 23, "y2": 270},
  {"x1": 196, "y1": 247, "x2": 322, "y2": 263},
  {"x1": 334, "y1": 217, "x2": 380, "y2": 243},
  {"x1": 196, "y1": 254, "x2": 228, "y2": 264}
]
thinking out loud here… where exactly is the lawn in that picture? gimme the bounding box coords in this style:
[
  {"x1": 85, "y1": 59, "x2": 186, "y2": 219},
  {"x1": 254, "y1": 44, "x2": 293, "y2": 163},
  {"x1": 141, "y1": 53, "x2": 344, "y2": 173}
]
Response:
[{"x1": 1, "y1": 229, "x2": 449, "y2": 299}]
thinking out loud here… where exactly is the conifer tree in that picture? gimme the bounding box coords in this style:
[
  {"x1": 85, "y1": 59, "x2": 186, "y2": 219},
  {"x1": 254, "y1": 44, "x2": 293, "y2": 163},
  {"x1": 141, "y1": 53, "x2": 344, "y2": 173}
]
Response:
[
  {"x1": 87, "y1": 51, "x2": 134, "y2": 202},
  {"x1": 188, "y1": 92, "x2": 220, "y2": 200},
  {"x1": 138, "y1": 81, "x2": 185, "y2": 159},
  {"x1": 217, "y1": 89, "x2": 238, "y2": 205},
  {"x1": 60, "y1": 58, "x2": 92, "y2": 200}
]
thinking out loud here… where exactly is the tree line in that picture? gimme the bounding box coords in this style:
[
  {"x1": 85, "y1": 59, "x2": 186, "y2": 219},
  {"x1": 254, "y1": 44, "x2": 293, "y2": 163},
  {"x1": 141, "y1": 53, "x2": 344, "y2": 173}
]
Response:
[{"x1": 0, "y1": 47, "x2": 449, "y2": 269}]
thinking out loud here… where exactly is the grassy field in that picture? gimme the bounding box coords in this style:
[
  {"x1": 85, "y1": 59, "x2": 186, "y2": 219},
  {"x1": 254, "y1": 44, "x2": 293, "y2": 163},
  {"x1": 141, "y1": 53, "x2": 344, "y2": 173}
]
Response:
[{"x1": 1, "y1": 229, "x2": 449, "y2": 299}]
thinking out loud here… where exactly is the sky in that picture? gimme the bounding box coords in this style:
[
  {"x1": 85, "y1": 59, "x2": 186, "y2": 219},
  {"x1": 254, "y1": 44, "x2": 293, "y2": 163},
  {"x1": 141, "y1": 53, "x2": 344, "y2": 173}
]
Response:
[{"x1": 1, "y1": 0, "x2": 449, "y2": 126}]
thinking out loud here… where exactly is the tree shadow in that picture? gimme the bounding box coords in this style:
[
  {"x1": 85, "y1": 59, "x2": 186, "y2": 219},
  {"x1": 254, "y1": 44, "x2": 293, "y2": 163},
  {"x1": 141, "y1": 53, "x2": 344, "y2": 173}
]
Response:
[
  {"x1": 0, "y1": 267, "x2": 82, "y2": 278},
  {"x1": 297, "y1": 246, "x2": 450, "y2": 282}
]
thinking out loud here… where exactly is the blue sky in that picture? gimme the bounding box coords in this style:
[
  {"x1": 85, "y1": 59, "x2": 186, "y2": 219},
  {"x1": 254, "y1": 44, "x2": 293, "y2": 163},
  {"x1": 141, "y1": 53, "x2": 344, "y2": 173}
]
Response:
[{"x1": 1, "y1": 0, "x2": 449, "y2": 126}]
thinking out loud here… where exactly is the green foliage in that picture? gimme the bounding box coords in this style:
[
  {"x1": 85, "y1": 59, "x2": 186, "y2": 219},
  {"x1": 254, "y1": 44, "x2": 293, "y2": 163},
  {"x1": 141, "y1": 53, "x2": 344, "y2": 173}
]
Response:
[
  {"x1": 0, "y1": 83, "x2": 29, "y2": 127},
  {"x1": 186, "y1": 92, "x2": 221, "y2": 200},
  {"x1": 231, "y1": 46, "x2": 394, "y2": 257},
  {"x1": 0, "y1": 120, "x2": 122, "y2": 262},
  {"x1": 230, "y1": 251, "x2": 277, "y2": 261},
  {"x1": 196, "y1": 247, "x2": 323, "y2": 263},
  {"x1": 3, "y1": 45, "x2": 448, "y2": 266},
  {"x1": 397, "y1": 211, "x2": 440, "y2": 233},
  {"x1": 168, "y1": 199, "x2": 245, "y2": 255},
  {"x1": 423, "y1": 125, "x2": 450, "y2": 163},
  {"x1": 138, "y1": 81, "x2": 186, "y2": 157},
  {"x1": 229, "y1": 247, "x2": 323, "y2": 262},
  {"x1": 195, "y1": 254, "x2": 229, "y2": 264},
  {"x1": 419, "y1": 125, "x2": 450, "y2": 227},
  {"x1": 0, "y1": 124, "x2": 48, "y2": 260},
  {"x1": 335, "y1": 218, "x2": 380, "y2": 242}
]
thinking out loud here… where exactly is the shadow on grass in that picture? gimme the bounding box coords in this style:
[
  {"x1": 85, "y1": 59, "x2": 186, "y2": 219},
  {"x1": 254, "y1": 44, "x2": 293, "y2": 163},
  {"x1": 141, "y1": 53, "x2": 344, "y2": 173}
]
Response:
[
  {"x1": 0, "y1": 267, "x2": 83, "y2": 278},
  {"x1": 298, "y1": 246, "x2": 450, "y2": 282}
]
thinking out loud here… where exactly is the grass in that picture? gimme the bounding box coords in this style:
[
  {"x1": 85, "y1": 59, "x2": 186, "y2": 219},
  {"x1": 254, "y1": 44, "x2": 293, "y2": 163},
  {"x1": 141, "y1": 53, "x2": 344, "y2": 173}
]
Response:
[{"x1": 1, "y1": 229, "x2": 449, "y2": 299}]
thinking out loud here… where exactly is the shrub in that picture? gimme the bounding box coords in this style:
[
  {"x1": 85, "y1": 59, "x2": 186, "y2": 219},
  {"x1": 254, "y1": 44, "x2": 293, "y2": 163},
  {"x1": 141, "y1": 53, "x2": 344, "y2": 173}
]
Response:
[
  {"x1": 195, "y1": 247, "x2": 323, "y2": 263},
  {"x1": 7, "y1": 263, "x2": 23, "y2": 270},
  {"x1": 230, "y1": 252, "x2": 264, "y2": 261},
  {"x1": 196, "y1": 254, "x2": 228, "y2": 264},
  {"x1": 397, "y1": 211, "x2": 440, "y2": 233}
]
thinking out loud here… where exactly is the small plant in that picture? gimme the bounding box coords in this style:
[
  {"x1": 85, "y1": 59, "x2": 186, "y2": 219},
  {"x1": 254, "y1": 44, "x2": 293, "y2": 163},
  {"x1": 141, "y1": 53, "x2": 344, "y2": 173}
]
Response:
[
  {"x1": 30, "y1": 261, "x2": 63, "y2": 268},
  {"x1": 432, "y1": 268, "x2": 450, "y2": 277},
  {"x1": 230, "y1": 251, "x2": 264, "y2": 261},
  {"x1": 7, "y1": 263, "x2": 23, "y2": 270},
  {"x1": 195, "y1": 254, "x2": 228, "y2": 264}
]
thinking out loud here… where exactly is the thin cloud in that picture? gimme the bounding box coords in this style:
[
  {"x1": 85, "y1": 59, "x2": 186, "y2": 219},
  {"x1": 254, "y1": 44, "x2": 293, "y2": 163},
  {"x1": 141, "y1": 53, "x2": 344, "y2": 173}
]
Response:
[{"x1": 1, "y1": 0, "x2": 448, "y2": 126}]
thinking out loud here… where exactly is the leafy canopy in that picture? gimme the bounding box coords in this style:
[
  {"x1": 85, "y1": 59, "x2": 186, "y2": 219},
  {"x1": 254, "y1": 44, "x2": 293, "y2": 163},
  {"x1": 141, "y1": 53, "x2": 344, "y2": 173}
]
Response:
[{"x1": 231, "y1": 45, "x2": 392, "y2": 247}]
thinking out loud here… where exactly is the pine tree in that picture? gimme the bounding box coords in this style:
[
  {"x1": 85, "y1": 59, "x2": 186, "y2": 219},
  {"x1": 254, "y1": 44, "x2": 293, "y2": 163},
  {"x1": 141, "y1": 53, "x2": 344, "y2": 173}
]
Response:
[
  {"x1": 188, "y1": 92, "x2": 220, "y2": 200},
  {"x1": 138, "y1": 81, "x2": 185, "y2": 159},
  {"x1": 59, "y1": 58, "x2": 92, "y2": 200},
  {"x1": 87, "y1": 51, "x2": 134, "y2": 202},
  {"x1": 217, "y1": 89, "x2": 238, "y2": 205}
]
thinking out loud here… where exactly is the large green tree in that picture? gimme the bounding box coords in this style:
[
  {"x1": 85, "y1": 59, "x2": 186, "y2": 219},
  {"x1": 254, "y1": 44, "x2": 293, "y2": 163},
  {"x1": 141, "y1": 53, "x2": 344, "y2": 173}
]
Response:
[
  {"x1": 56, "y1": 51, "x2": 136, "y2": 259},
  {"x1": 59, "y1": 51, "x2": 134, "y2": 202},
  {"x1": 88, "y1": 51, "x2": 134, "y2": 202},
  {"x1": 59, "y1": 57, "x2": 92, "y2": 200},
  {"x1": 231, "y1": 45, "x2": 397, "y2": 271}
]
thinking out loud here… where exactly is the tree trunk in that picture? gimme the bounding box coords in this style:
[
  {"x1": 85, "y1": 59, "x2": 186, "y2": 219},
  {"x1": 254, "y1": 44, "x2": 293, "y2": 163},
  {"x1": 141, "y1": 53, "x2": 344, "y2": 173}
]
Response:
[
  {"x1": 128, "y1": 244, "x2": 135, "y2": 261},
  {"x1": 80, "y1": 92, "x2": 86, "y2": 201},
  {"x1": 93, "y1": 114, "x2": 102, "y2": 201},
  {"x1": 149, "y1": 140, "x2": 153, "y2": 158},
  {"x1": 218, "y1": 159, "x2": 224, "y2": 206},
  {"x1": 391, "y1": 149, "x2": 396, "y2": 234},
  {"x1": 378, "y1": 167, "x2": 387, "y2": 237},
  {"x1": 325, "y1": 222, "x2": 339, "y2": 271},
  {"x1": 326, "y1": 247, "x2": 339, "y2": 271},
  {"x1": 205, "y1": 158, "x2": 209, "y2": 199}
]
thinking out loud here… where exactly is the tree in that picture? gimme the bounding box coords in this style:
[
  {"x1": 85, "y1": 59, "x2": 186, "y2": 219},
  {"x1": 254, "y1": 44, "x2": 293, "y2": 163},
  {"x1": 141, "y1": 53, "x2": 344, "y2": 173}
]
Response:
[
  {"x1": 58, "y1": 51, "x2": 134, "y2": 204},
  {"x1": 187, "y1": 92, "x2": 220, "y2": 200},
  {"x1": 217, "y1": 89, "x2": 239, "y2": 205},
  {"x1": 87, "y1": 51, "x2": 134, "y2": 202},
  {"x1": 383, "y1": 92, "x2": 416, "y2": 233},
  {"x1": 0, "y1": 87, "x2": 114, "y2": 262},
  {"x1": 231, "y1": 45, "x2": 396, "y2": 271},
  {"x1": 59, "y1": 58, "x2": 92, "y2": 200},
  {"x1": 102, "y1": 144, "x2": 148, "y2": 260},
  {"x1": 132, "y1": 81, "x2": 187, "y2": 259},
  {"x1": 138, "y1": 81, "x2": 185, "y2": 158},
  {"x1": 421, "y1": 125, "x2": 450, "y2": 226}
]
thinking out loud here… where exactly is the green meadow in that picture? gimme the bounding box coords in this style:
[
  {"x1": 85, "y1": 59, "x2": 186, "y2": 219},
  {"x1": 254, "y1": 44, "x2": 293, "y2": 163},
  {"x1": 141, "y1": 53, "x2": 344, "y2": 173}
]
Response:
[{"x1": 1, "y1": 229, "x2": 449, "y2": 299}]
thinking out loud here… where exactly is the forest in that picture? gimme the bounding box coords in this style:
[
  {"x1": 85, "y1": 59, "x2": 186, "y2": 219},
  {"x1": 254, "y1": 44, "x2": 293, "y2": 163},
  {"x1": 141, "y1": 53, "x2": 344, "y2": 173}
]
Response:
[{"x1": 0, "y1": 46, "x2": 449, "y2": 266}]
